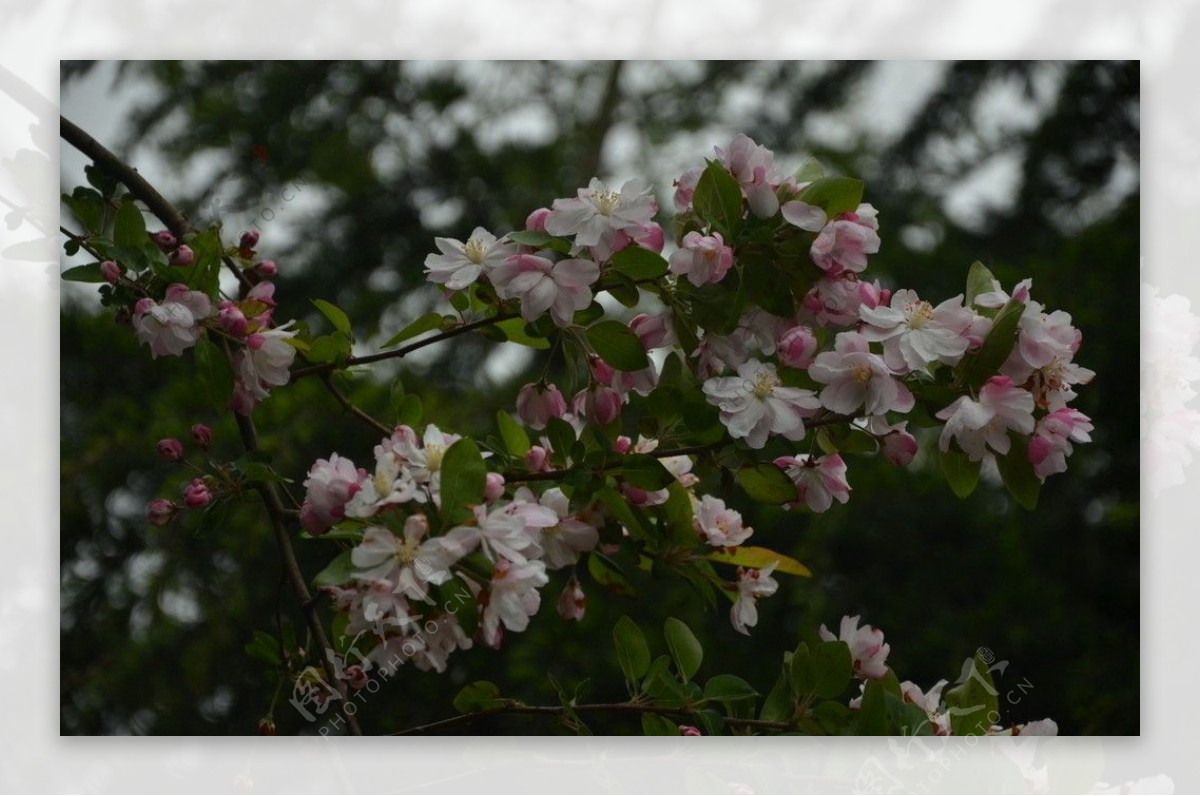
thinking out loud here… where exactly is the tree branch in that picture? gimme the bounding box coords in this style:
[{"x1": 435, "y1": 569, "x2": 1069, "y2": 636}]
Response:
[{"x1": 319, "y1": 373, "x2": 392, "y2": 436}]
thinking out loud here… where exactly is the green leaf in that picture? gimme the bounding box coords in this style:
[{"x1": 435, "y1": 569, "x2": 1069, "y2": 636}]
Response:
[
  {"x1": 855, "y1": 679, "x2": 889, "y2": 735},
  {"x1": 964, "y1": 261, "x2": 997, "y2": 309},
  {"x1": 587, "y1": 320, "x2": 649, "y2": 372},
  {"x1": 452, "y1": 680, "x2": 504, "y2": 713},
  {"x1": 620, "y1": 454, "x2": 675, "y2": 491},
  {"x1": 816, "y1": 425, "x2": 879, "y2": 455},
  {"x1": 736, "y1": 464, "x2": 797, "y2": 504},
  {"x1": 610, "y1": 246, "x2": 669, "y2": 280},
  {"x1": 959, "y1": 298, "x2": 1023, "y2": 389},
  {"x1": 940, "y1": 445, "x2": 982, "y2": 499},
  {"x1": 997, "y1": 433, "x2": 1040, "y2": 510},
  {"x1": 703, "y1": 674, "x2": 758, "y2": 714},
  {"x1": 182, "y1": 229, "x2": 224, "y2": 299},
  {"x1": 664, "y1": 617, "x2": 704, "y2": 682},
  {"x1": 707, "y1": 546, "x2": 812, "y2": 577},
  {"x1": 811, "y1": 640, "x2": 853, "y2": 699},
  {"x1": 61, "y1": 263, "x2": 106, "y2": 283},
  {"x1": 544, "y1": 416, "x2": 578, "y2": 464},
  {"x1": 789, "y1": 643, "x2": 815, "y2": 696},
  {"x1": 113, "y1": 201, "x2": 147, "y2": 248},
  {"x1": 244, "y1": 630, "x2": 282, "y2": 667},
  {"x1": 312, "y1": 550, "x2": 355, "y2": 587},
  {"x1": 944, "y1": 653, "x2": 1000, "y2": 736},
  {"x1": 381, "y1": 312, "x2": 444, "y2": 349},
  {"x1": 84, "y1": 163, "x2": 118, "y2": 197},
  {"x1": 439, "y1": 437, "x2": 487, "y2": 525},
  {"x1": 595, "y1": 486, "x2": 647, "y2": 540},
  {"x1": 793, "y1": 158, "x2": 826, "y2": 183},
  {"x1": 641, "y1": 714, "x2": 680, "y2": 736},
  {"x1": 613, "y1": 615, "x2": 652, "y2": 685},
  {"x1": 191, "y1": 337, "x2": 234, "y2": 412},
  {"x1": 797, "y1": 177, "x2": 864, "y2": 218},
  {"x1": 692, "y1": 160, "x2": 745, "y2": 236},
  {"x1": 760, "y1": 663, "x2": 796, "y2": 723},
  {"x1": 307, "y1": 332, "x2": 352, "y2": 364},
  {"x1": 489, "y1": 316, "x2": 550, "y2": 349},
  {"x1": 604, "y1": 271, "x2": 642, "y2": 308},
  {"x1": 312, "y1": 299, "x2": 352, "y2": 336},
  {"x1": 506, "y1": 230, "x2": 572, "y2": 254},
  {"x1": 395, "y1": 393, "x2": 423, "y2": 427},
  {"x1": 587, "y1": 552, "x2": 636, "y2": 598},
  {"x1": 496, "y1": 410, "x2": 531, "y2": 458},
  {"x1": 62, "y1": 187, "x2": 105, "y2": 233}
]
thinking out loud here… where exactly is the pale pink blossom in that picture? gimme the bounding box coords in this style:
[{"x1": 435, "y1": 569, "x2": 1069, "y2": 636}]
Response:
[
  {"x1": 808, "y1": 331, "x2": 914, "y2": 416},
  {"x1": 1014, "y1": 719, "x2": 1058, "y2": 736},
  {"x1": 715, "y1": 134, "x2": 780, "y2": 218},
  {"x1": 132, "y1": 283, "x2": 213, "y2": 358},
  {"x1": 351, "y1": 516, "x2": 478, "y2": 601},
  {"x1": 974, "y1": 277, "x2": 1032, "y2": 309},
  {"x1": 572, "y1": 385, "x2": 622, "y2": 426},
  {"x1": 730, "y1": 563, "x2": 779, "y2": 636},
  {"x1": 480, "y1": 558, "x2": 549, "y2": 647},
  {"x1": 810, "y1": 205, "x2": 880, "y2": 274},
  {"x1": 525, "y1": 445, "x2": 551, "y2": 473},
  {"x1": 190, "y1": 424, "x2": 213, "y2": 448},
  {"x1": 775, "y1": 453, "x2": 851, "y2": 513},
  {"x1": 694, "y1": 495, "x2": 753, "y2": 547},
  {"x1": 470, "y1": 497, "x2": 558, "y2": 566},
  {"x1": 735, "y1": 308, "x2": 790, "y2": 357},
  {"x1": 344, "y1": 441, "x2": 425, "y2": 518},
  {"x1": 489, "y1": 253, "x2": 600, "y2": 327},
  {"x1": 1014, "y1": 301, "x2": 1083, "y2": 371},
  {"x1": 412, "y1": 613, "x2": 474, "y2": 674},
  {"x1": 100, "y1": 260, "x2": 121, "y2": 284},
  {"x1": 936, "y1": 375, "x2": 1036, "y2": 461},
  {"x1": 1028, "y1": 407, "x2": 1093, "y2": 481},
  {"x1": 803, "y1": 274, "x2": 888, "y2": 328},
  {"x1": 859, "y1": 289, "x2": 974, "y2": 373},
  {"x1": 702, "y1": 359, "x2": 821, "y2": 449},
  {"x1": 819, "y1": 615, "x2": 890, "y2": 680},
  {"x1": 865, "y1": 417, "x2": 920, "y2": 467},
  {"x1": 525, "y1": 207, "x2": 551, "y2": 232},
  {"x1": 516, "y1": 382, "x2": 567, "y2": 430},
  {"x1": 300, "y1": 453, "x2": 366, "y2": 535},
  {"x1": 168, "y1": 244, "x2": 195, "y2": 267},
  {"x1": 630, "y1": 312, "x2": 676, "y2": 349},
  {"x1": 780, "y1": 199, "x2": 827, "y2": 232},
  {"x1": 673, "y1": 166, "x2": 703, "y2": 211},
  {"x1": 692, "y1": 333, "x2": 749, "y2": 378},
  {"x1": 900, "y1": 680, "x2": 951, "y2": 735},
  {"x1": 424, "y1": 227, "x2": 516, "y2": 291},
  {"x1": 533, "y1": 487, "x2": 600, "y2": 569},
  {"x1": 776, "y1": 324, "x2": 819, "y2": 369},
  {"x1": 544, "y1": 177, "x2": 657, "y2": 247},
  {"x1": 232, "y1": 322, "x2": 298, "y2": 412},
  {"x1": 669, "y1": 231, "x2": 733, "y2": 286},
  {"x1": 484, "y1": 473, "x2": 506, "y2": 503}
]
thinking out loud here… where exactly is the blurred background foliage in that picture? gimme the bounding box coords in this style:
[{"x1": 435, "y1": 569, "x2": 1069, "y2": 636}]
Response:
[{"x1": 60, "y1": 61, "x2": 1138, "y2": 735}]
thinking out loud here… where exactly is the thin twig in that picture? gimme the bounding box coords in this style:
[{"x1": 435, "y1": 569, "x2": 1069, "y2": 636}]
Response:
[{"x1": 319, "y1": 373, "x2": 392, "y2": 436}]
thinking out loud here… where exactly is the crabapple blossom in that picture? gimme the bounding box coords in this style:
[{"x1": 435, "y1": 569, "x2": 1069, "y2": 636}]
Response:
[
  {"x1": 100, "y1": 259, "x2": 120, "y2": 284},
  {"x1": 702, "y1": 359, "x2": 821, "y2": 449},
  {"x1": 715, "y1": 134, "x2": 781, "y2": 218},
  {"x1": 350, "y1": 516, "x2": 478, "y2": 601},
  {"x1": 858, "y1": 289, "x2": 975, "y2": 373},
  {"x1": 673, "y1": 166, "x2": 702, "y2": 211},
  {"x1": 217, "y1": 302, "x2": 249, "y2": 337},
  {"x1": 543, "y1": 177, "x2": 657, "y2": 248},
  {"x1": 132, "y1": 283, "x2": 213, "y2": 358},
  {"x1": 299, "y1": 453, "x2": 366, "y2": 535},
  {"x1": 484, "y1": 472, "x2": 506, "y2": 503},
  {"x1": 231, "y1": 322, "x2": 298, "y2": 412},
  {"x1": 776, "y1": 324, "x2": 819, "y2": 369},
  {"x1": 524, "y1": 207, "x2": 551, "y2": 232},
  {"x1": 679, "y1": 725, "x2": 702, "y2": 736},
  {"x1": 936, "y1": 375, "x2": 1036, "y2": 461},
  {"x1": 900, "y1": 679, "x2": 951, "y2": 735},
  {"x1": 630, "y1": 312, "x2": 675, "y2": 350},
  {"x1": 146, "y1": 498, "x2": 178, "y2": 527},
  {"x1": 344, "y1": 443, "x2": 424, "y2": 518},
  {"x1": 572, "y1": 385, "x2": 622, "y2": 426},
  {"x1": 803, "y1": 273, "x2": 888, "y2": 328},
  {"x1": 190, "y1": 424, "x2": 212, "y2": 448},
  {"x1": 480, "y1": 558, "x2": 549, "y2": 648},
  {"x1": 819, "y1": 615, "x2": 890, "y2": 680},
  {"x1": 489, "y1": 253, "x2": 600, "y2": 327},
  {"x1": 531, "y1": 487, "x2": 599, "y2": 569},
  {"x1": 156, "y1": 438, "x2": 183, "y2": 462},
  {"x1": 516, "y1": 382, "x2": 567, "y2": 430},
  {"x1": 557, "y1": 576, "x2": 587, "y2": 621},
  {"x1": 1028, "y1": 407, "x2": 1094, "y2": 481},
  {"x1": 669, "y1": 231, "x2": 734, "y2": 286},
  {"x1": 525, "y1": 445, "x2": 551, "y2": 473},
  {"x1": 239, "y1": 230, "x2": 259, "y2": 251},
  {"x1": 183, "y1": 478, "x2": 211, "y2": 508},
  {"x1": 808, "y1": 331, "x2": 914, "y2": 416},
  {"x1": 735, "y1": 309, "x2": 790, "y2": 358},
  {"x1": 775, "y1": 453, "x2": 851, "y2": 513},
  {"x1": 169, "y1": 244, "x2": 195, "y2": 267},
  {"x1": 780, "y1": 198, "x2": 827, "y2": 232},
  {"x1": 1014, "y1": 719, "x2": 1059, "y2": 736},
  {"x1": 424, "y1": 227, "x2": 516, "y2": 291},
  {"x1": 468, "y1": 498, "x2": 557, "y2": 566},
  {"x1": 693, "y1": 333, "x2": 749, "y2": 379},
  {"x1": 730, "y1": 563, "x2": 779, "y2": 636},
  {"x1": 412, "y1": 614, "x2": 475, "y2": 673},
  {"x1": 694, "y1": 495, "x2": 753, "y2": 547},
  {"x1": 256, "y1": 260, "x2": 278, "y2": 277},
  {"x1": 865, "y1": 417, "x2": 919, "y2": 467},
  {"x1": 810, "y1": 205, "x2": 880, "y2": 275},
  {"x1": 975, "y1": 277, "x2": 1032, "y2": 309},
  {"x1": 152, "y1": 230, "x2": 178, "y2": 251}
]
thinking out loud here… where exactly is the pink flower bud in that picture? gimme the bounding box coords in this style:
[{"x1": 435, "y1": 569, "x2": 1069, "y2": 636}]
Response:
[
  {"x1": 169, "y1": 245, "x2": 195, "y2": 267},
  {"x1": 587, "y1": 355, "x2": 616, "y2": 385},
  {"x1": 256, "y1": 718, "x2": 276, "y2": 735},
  {"x1": 256, "y1": 260, "x2": 278, "y2": 277},
  {"x1": 574, "y1": 386, "x2": 622, "y2": 426},
  {"x1": 632, "y1": 222, "x2": 665, "y2": 253},
  {"x1": 100, "y1": 260, "x2": 121, "y2": 285},
  {"x1": 246, "y1": 332, "x2": 266, "y2": 351},
  {"x1": 184, "y1": 478, "x2": 212, "y2": 508},
  {"x1": 217, "y1": 303, "x2": 249, "y2": 337},
  {"x1": 191, "y1": 424, "x2": 213, "y2": 448},
  {"x1": 344, "y1": 665, "x2": 369, "y2": 690},
  {"x1": 612, "y1": 435, "x2": 633, "y2": 454},
  {"x1": 557, "y1": 576, "x2": 586, "y2": 621},
  {"x1": 152, "y1": 230, "x2": 178, "y2": 251},
  {"x1": 146, "y1": 498, "x2": 178, "y2": 527},
  {"x1": 156, "y1": 438, "x2": 184, "y2": 462},
  {"x1": 515, "y1": 383, "x2": 567, "y2": 430},
  {"x1": 239, "y1": 230, "x2": 260, "y2": 251},
  {"x1": 776, "y1": 324, "x2": 818, "y2": 369},
  {"x1": 678, "y1": 725, "x2": 702, "y2": 736},
  {"x1": 484, "y1": 472, "x2": 506, "y2": 503},
  {"x1": 525, "y1": 207, "x2": 552, "y2": 233},
  {"x1": 629, "y1": 313, "x2": 674, "y2": 350},
  {"x1": 881, "y1": 429, "x2": 919, "y2": 467},
  {"x1": 134, "y1": 297, "x2": 155, "y2": 316},
  {"x1": 525, "y1": 445, "x2": 550, "y2": 473}
]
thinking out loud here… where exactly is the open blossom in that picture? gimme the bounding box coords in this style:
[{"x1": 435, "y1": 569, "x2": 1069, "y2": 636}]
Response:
[
  {"x1": 532, "y1": 487, "x2": 599, "y2": 569},
  {"x1": 1001, "y1": 301, "x2": 1094, "y2": 410},
  {"x1": 489, "y1": 253, "x2": 599, "y2": 327},
  {"x1": 865, "y1": 417, "x2": 919, "y2": 467},
  {"x1": 859, "y1": 289, "x2": 975, "y2": 373},
  {"x1": 516, "y1": 382, "x2": 567, "y2": 430},
  {"x1": 1028, "y1": 407, "x2": 1094, "y2": 481},
  {"x1": 231, "y1": 322, "x2": 298, "y2": 413},
  {"x1": 715, "y1": 134, "x2": 781, "y2": 218},
  {"x1": 820, "y1": 615, "x2": 890, "y2": 680},
  {"x1": 694, "y1": 495, "x2": 753, "y2": 547},
  {"x1": 808, "y1": 332, "x2": 914, "y2": 416},
  {"x1": 775, "y1": 453, "x2": 851, "y2": 513},
  {"x1": 901, "y1": 680, "x2": 951, "y2": 735},
  {"x1": 300, "y1": 453, "x2": 366, "y2": 535},
  {"x1": 810, "y1": 205, "x2": 880, "y2": 274},
  {"x1": 937, "y1": 375, "x2": 1036, "y2": 461},
  {"x1": 780, "y1": 198, "x2": 827, "y2": 232},
  {"x1": 543, "y1": 177, "x2": 657, "y2": 247},
  {"x1": 669, "y1": 231, "x2": 733, "y2": 286},
  {"x1": 344, "y1": 441, "x2": 425, "y2": 518},
  {"x1": 424, "y1": 227, "x2": 516, "y2": 290},
  {"x1": 730, "y1": 563, "x2": 778, "y2": 636},
  {"x1": 803, "y1": 274, "x2": 888, "y2": 328},
  {"x1": 480, "y1": 558, "x2": 549, "y2": 648},
  {"x1": 693, "y1": 332, "x2": 749, "y2": 379},
  {"x1": 467, "y1": 497, "x2": 558, "y2": 566},
  {"x1": 350, "y1": 516, "x2": 478, "y2": 601},
  {"x1": 630, "y1": 312, "x2": 675, "y2": 350},
  {"x1": 975, "y1": 277, "x2": 1032, "y2": 309},
  {"x1": 673, "y1": 166, "x2": 703, "y2": 211},
  {"x1": 132, "y1": 283, "x2": 213, "y2": 358},
  {"x1": 702, "y1": 359, "x2": 821, "y2": 449}
]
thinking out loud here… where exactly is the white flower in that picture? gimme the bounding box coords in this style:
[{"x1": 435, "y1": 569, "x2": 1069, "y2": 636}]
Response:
[
  {"x1": 808, "y1": 331, "x2": 915, "y2": 416},
  {"x1": 344, "y1": 445, "x2": 424, "y2": 518},
  {"x1": 543, "y1": 177, "x2": 658, "y2": 247},
  {"x1": 470, "y1": 496, "x2": 558, "y2": 566},
  {"x1": 384, "y1": 424, "x2": 474, "y2": 501},
  {"x1": 715, "y1": 134, "x2": 781, "y2": 218},
  {"x1": 774, "y1": 453, "x2": 851, "y2": 513},
  {"x1": 809, "y1": 204, "x2": 880, "y2": 274},
  {"x1": 859, "y1": 289, "x2": 974, "y2": 373},
  {"x1": 694, "y1": 495, "x2": 753, "y2": 547},
  {"x1": 819, "y1": 615, "x2": 890, "y2": 680},
  {"x1": 424, "y1": 227, "x2": 516, "y2": 290},
  {"x1": 730, "y1": 563, "x2": 778, "y2": 636},
  {"x1": 936, "y1": 375, "x2": 1036, "y2": 461},
  {"x1": 668, "y1": 231, "x2": 733, "y2": 286},
  {"x1": 480, "y1": 558, "x2": 549, "y2": 647},
  {"x1": 300, "y1": 453, "x2": 366, "y2": 534},
  {"x1": 350, "y1": 516, "x2": 478, "y2": 601},
  {"x1": 489, "y1": 253, "x2": 600, "y2": 327},
  {"x1": 1028, "y1": 407, "x2": 1093, "y2": 481},
  {"x1": 532, "y1": 487, "x2": 599, "y2": 570},
  {"x1": 702, "y1": 359, "x2": 821, "y2": 449},
  {"x1": 900, "y1": 679, "x2": 951, "y2": 735},
  {"x1": 132, "y1": 283, "x2": 213, "y2": 358},
  {"x1": 412, "y1": 613, "x2": 473, "y2": 673},
  {"x1": 231, "y1": 322, "x2": 298, "y2": 412}
]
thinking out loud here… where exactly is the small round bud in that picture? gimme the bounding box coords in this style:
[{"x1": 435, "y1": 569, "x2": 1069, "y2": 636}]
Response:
[
  {"x1": 184, "y1": 478, "x2": 212, "y2": 509},
  {"x1": 515, "y1": 383, "x2": 567, "y2": 430},
  {"x1": 484, "y1": 472, "x2": 506, "y2": 503},
  {"x1": 191, "y1": 424, "x2": 213, "y2": 448},
  {"x1": 256, "y1": 260, "x2": 278, "y2": 277},
  {"x1": 557, "y1": 576, "x2": 586, "y2": 621},
  {"x1": 344, "y1": 665, "x2": 369, "y2": 690},
  {"x1": 152, "y1": 230, "x2": 178, "y2": 251},
  {"x1": 524, "y1": 207, "x2": 552, "y2": 233},
  {"x1": 100, "y1": 260, "x2": 121, "y2": 285},
  {"x1": 239, "y1": 230, "x2": 260, "y2": 251},
  {"x1": 169, "y1": 245, "x2": 195, "y2": 267},
  {"x1": 256, "y1": 718, "x2": 276, "y2": 735},
  {"x1": 156, "y1": 438, "x2": 184, "y2": 462},
  {"x1": 524, "y1": 446, "x2": 550, "y2": 473},
  {"x1": 146, "y1": 498, "x2": 179, "y2": 527},
  {"x1": 678, "y1": 725, "x2": 702, "y2": 736}
]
